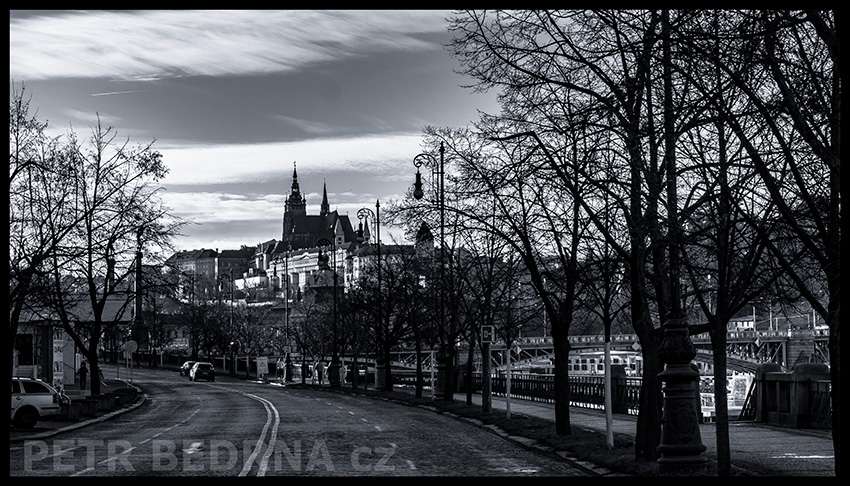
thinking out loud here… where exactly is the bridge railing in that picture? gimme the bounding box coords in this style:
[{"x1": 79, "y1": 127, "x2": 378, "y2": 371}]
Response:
[{"x1": 463, "y1": 368, "x2": 643, "y2": 416}]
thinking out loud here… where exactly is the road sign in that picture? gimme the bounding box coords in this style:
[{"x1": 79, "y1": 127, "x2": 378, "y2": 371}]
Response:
[
  {"x1": 256, "y1": 357, "x2": 269, "y2": 375},
  {"x1": 481, "y1": 326, "x2": 494, "y2": 344},
  {"x1": 122, "y1": 340, "x2": 138, "y2": 353}
]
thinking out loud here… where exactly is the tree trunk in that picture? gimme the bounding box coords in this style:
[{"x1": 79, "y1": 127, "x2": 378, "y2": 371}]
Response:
[
  {"x1": 634, "y1": 324, "x2": 663, "y2": 462},
  {"x1": 465, "y1": 342, "x2": 474, "y2": 405},
  {"x1": 382, "y1": 344, "x2": 393, "y2": 392},
  {"x1": 414, "y1": 339, "x2": 423, "y2": 399},
  {"x1": 552, "y1": 322, "x2": 572, "y2": 435},
  {"x1": 442, "y1": 344, "x2": 455, "y2": 401},
  {"x1": 826, "y1": 300, "x2": 840, "y2": 476},
  {"x1": 711, "y1": 329, "x2": 732, "y2": 475}
]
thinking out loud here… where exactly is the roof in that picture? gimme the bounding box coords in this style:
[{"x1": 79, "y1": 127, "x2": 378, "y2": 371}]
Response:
[
  {"x1": 19, "y1": 294, "x2": 133, "y2": 324},
  {"x1": 218, "y1": 247, "x2": 255, "y2": 259}
]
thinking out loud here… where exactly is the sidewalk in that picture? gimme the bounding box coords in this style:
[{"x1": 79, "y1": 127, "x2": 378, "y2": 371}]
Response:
[
  {"x1": 10, "y1": 371, "x2": 145, "y2": 442},
  {"x1": 449, "y1": 391, "x2": 835, "y2": 477}
]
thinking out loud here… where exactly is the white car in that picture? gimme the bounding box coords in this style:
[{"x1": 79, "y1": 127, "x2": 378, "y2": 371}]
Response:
[{"x1": 10, "y1": 377, "x2": 68, "y2": 429}]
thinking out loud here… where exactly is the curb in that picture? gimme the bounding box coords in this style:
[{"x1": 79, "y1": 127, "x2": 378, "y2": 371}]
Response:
[{"x1": 10, "y1": 382, "x2": 146, "y2": 443}]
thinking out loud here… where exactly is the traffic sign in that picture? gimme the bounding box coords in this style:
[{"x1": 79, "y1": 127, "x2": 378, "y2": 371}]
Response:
[
  {"x1": 481, "y1": 326, "x2": 494, "y2": 343},
  {"x1": 256, "y1": 357, "x2": 269, "y2": 375}
]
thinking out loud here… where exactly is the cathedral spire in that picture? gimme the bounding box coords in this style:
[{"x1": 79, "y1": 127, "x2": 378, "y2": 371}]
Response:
[
  {"x1": 320, "y1": 179, "x2": 330, "y2": 218},
  {"x1": 290, "y1": 162, "x2": 300, "y2": 196}
]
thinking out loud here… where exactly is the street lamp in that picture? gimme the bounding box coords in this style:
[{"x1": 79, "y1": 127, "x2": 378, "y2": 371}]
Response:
[
  {"x1": 317, "y1": 237, "x2": 341, "y2": 387},
  {"x1": 412, "y1": 142, "x2": 447, "y2": 398},
  {"x1": 357, "y1": 201, "x2": 382, "y2": 389}
]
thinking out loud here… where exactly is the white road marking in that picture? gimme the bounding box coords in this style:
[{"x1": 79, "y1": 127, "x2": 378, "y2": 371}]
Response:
[
  {"x1": 182, "y1": 441, "x2": 203, "y2": 454},
  {"x1": 239, "y1": 393, "x2": 280, "y2": 477}
]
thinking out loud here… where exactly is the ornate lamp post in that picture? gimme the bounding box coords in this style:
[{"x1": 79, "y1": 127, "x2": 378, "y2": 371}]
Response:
[
  {"x1": 412, "y1": 142, "x2": 447, "y2": 398},
  {"x1": 317, "y1": 237, "x2": 341, "y2": 387},
  {"x1": 657, "y1": 10, "x2": 706, "y2": 471},
  {"x1": 357, "y1": 201, "x2": 383, "y2": 389}
]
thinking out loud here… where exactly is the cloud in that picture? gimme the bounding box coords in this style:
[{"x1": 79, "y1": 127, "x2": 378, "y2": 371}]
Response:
[
  {"x1": 10, "y1": 10, "x2": 451, "y2": 81},
  {"x1": 60, "y1": 108, "x2": 120, "y2": 126},
  {"x1": 163, "y1": 191, "x2": 283, "y2": 222},
  {"x1": 158, "y1": 133, "x2": 426, "y2": 186},
  {"x1": 271, "y1": 114, "x2": 339, "y2": 135},
  {"x1": 91, "y1": 90, "x2": 145, "y2": 97}
]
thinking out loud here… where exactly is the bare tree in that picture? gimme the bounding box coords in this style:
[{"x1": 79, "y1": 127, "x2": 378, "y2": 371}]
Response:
[
  {"x1": 10, "y1": 84, "x2": 68, "y2": 380},
  {"x1": 448, "y1": 12, "x2": 679, "y2": 460},
  {"x1": 666, "y1": 10, "x2": 840, "y2": 474},
  {"x1": 22, "y1": 110, "x2": 177, "y2": 396}
]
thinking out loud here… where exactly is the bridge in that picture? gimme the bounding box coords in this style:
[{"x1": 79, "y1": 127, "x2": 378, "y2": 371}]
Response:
[{"x1": 384, "y1": 327, "x2": 831, "y2": 376}]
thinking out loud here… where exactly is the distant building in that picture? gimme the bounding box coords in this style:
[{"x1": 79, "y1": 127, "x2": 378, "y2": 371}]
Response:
[
  {"x1": 280, "y1": 163, "x2": 357, "y2": 251},
  {"x1": 217, "y1": 246, "x2": 255, "y2": 281},
  {"x1": 236, "y1": 163, "x2": 359, "y2": 298}
]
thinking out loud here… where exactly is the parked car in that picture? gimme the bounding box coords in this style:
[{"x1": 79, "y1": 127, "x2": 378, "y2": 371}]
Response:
[
  {"x1": 190, "y1": 362, "x2": 215, "y2": 382},
  {"x1": 180, "y1": 361, "x2": 197, "y2": 377},
  {"x1": 10, "y1": 377, "x2": 68, "y2": 429}
]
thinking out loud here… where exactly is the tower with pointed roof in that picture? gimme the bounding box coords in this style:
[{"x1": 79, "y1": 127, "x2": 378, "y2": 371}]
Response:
[
  {"x1": 280, "y1": 164, "x2": 356, "y2": 252},
  {"x1": 320, "y1": 180, "x2": 330, "y2": 218},
  {"x1": 284, "y1": 163, "x2": 306, "y2": 218}
]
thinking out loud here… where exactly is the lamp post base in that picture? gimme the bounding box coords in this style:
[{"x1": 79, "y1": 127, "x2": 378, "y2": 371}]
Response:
[
  {"x1": 285, "y1": 357, "x2": 293, "y2": 383},
  {"x1": 329, "y1": 356, "x2": 341, "y2": 387},
  {"x1": 657, "y1": 312, "x2": 707, "y2": 474}
]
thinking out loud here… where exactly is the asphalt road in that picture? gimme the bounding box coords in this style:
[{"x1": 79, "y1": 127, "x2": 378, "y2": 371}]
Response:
[{"x1": 9, "y1": 366, "x2": 592, "y2": 477}]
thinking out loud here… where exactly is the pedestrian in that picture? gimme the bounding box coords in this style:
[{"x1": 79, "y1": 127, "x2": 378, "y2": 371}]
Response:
[
  {"x1": 78, "y1": 361, "x2": 88, "y2": 390},
  {"x1": 276, "y1": 358, "x2": 284, "y2": 380}
]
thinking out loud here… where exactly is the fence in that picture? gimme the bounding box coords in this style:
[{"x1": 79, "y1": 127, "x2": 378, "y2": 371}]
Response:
[{"x1": 462, "y1": 366, "x2": 643, "y2": 416}]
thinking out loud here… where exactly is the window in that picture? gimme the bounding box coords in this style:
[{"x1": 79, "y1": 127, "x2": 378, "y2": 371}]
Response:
[
  {"x1": 14, "y1": 335, "x2": 33, "y2": 366},
  {"x1": 21, "y1": 380, "x2": 50, "y2": 394}
]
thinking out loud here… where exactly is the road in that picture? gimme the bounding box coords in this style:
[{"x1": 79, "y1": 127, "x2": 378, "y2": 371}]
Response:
[{"x1": 9, "y1": 367, "x2": 590, "y2": 477}]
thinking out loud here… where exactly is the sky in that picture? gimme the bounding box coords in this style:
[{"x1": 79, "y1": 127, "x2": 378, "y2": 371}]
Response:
[{"x1": 9, "y1": 9, "x2": 500, "y2": 253}]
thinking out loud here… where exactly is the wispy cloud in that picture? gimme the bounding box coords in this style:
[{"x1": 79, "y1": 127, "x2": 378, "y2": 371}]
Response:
[
  {"x1": 60, "y1": 108, "x2": 119, "y2": 124},
  {"x1": 91, "y1": 90, "x2": 145, "y2": 97},
  {"x1": 158, "y1": 133, "x2": 425, "y2": 186},
  {"x1": 10, "y1": 10, "x2": 451, "y2": 81},
  {"x1": 271, "y1": 114, "x2": 339, "y2": 136}
]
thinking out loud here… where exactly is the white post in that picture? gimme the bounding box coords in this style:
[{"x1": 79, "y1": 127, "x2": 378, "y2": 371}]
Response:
[
  {"x1": 604, "y1": 341, "x2": 614, "y2": 449},
  {"x1": 506, "y1": 347, "x2": 512, "y2": 420},
  {"x1": 430, "y1": 350, "x2": 435, "y2": 400}
]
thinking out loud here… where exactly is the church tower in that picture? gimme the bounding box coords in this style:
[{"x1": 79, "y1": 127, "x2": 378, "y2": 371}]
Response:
[
  {"x1": 282, "y1": 163, "x2": 306, "y2": 242},
  {"x1": 279, "y1": 163, "x2": 356, "y2": 252}
]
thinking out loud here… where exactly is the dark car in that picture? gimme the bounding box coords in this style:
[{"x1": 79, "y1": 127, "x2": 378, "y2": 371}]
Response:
[
  {"x1": 180, "y1": 361, "x2": 196, "y2": 377},
  {"x1": 190, "y1": 362, "x2": 215, "y2": 382}
]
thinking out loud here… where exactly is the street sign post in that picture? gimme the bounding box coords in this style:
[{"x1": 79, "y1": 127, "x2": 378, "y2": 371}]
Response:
[
  {"x1": 121, "y1": 340, "x2": 138, "y2": 381},
  {"x1": 256, "y1": 357, "x2": 269, "y2": 376},
  {"x1": 480, "y1": 326, "x2": 494, "y2": 412},
  {"x1": 481, "y1": 325, "x2": 494, "y2": 344}
]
